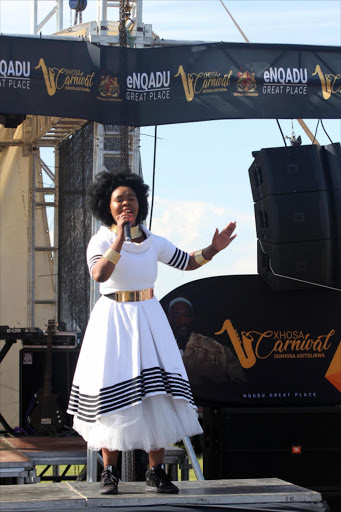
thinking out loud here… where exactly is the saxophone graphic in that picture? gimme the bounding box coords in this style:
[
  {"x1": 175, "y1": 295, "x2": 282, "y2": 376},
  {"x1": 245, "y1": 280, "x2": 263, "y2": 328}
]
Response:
[
  {"x1": 312, "y1": 64, "x2": 339, "y2": 100},
  {"x1": 175, "y1": 65, "x2": 195, "y2": 102},
  {"x1": 36, "y1": 58, "x2": 57, "y2": 96},
  {"x1": 215, "y1": 319, "x2": 256, "y2": 369}
]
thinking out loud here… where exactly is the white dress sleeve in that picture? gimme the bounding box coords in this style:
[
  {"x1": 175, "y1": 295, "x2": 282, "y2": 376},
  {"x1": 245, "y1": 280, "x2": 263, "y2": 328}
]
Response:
[
  {"x1": 155, "y1": 235, "x2": 190, "y2": 271},
  {"x1": 86, "y1": 231, "x2": 111, "y2": 277}
]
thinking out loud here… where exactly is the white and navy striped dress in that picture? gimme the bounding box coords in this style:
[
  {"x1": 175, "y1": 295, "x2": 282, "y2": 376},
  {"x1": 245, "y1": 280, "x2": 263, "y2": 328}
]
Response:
[{"x1": 67, "y1": 225, "x2": 202, "y2": 452}]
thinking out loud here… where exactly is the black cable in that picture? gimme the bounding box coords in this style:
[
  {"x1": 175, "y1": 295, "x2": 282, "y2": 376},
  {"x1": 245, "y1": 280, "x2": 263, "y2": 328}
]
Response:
[
  {"x1": 276, "y1": 119, "x2": 287, "y2": 146},
  {"x1": 0, "y1": 413, "x2": 14, "y2": 434},
  {"x1": 149, "y1": 126, "x2": 157, "y2": 231},
  {"x1": 312, "y1": 119, "x2": 320, "y2": 145},
  {"x1": 258, "y1": 239, "x2": 341, "y2": 292},
  {"x1": 320, "y1": 120, "x2": 334, "y2": 144}
]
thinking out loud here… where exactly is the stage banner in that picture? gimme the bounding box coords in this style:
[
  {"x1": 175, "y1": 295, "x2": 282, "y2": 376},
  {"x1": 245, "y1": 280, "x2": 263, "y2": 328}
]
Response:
[
  {"x1": 161, "y1": 275, "x2": 341, "y2": 407},
  {"x1": 0, "y1": 35, "x2": 340, "y2": 126}
]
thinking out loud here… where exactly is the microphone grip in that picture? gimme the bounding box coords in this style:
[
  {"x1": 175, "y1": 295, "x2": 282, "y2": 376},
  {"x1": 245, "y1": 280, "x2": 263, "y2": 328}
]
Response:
[{"x1": 124, "y1": 223, "x2": 132, "y2": 242}]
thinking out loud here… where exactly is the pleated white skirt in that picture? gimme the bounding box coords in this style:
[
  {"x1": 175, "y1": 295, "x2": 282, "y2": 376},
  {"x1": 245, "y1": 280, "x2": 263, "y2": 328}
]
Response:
[
  {"x1": 73, "y1": 394, "x2": 202, "y2": 452},
  {"x1": 68, "y1": 295, "x2": 202, "y2": 451}
]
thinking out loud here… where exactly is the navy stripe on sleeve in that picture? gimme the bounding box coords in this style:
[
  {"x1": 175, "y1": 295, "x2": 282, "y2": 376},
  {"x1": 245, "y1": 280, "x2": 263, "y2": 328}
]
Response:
[
  {"x1": 88, "y1": 254, "x2": 102, "y2": 273},
  {"x1": 167, "y1": 248, "x2": 189, "y2": 270}
]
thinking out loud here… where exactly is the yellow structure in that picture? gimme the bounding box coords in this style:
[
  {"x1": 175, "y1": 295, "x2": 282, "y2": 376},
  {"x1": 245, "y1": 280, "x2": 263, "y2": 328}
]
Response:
[
  {"x1": 0, "y1": 116, "x2": 86, "y2": 427},
  {"x1": 0, "y1": 0, "x2": 145, "y2": 434}
]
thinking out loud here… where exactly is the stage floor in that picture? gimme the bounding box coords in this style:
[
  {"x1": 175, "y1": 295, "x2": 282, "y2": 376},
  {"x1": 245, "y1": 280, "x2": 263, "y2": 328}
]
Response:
[{"x1": 0, "y1": 478, "x2": 328, "y2": 512}]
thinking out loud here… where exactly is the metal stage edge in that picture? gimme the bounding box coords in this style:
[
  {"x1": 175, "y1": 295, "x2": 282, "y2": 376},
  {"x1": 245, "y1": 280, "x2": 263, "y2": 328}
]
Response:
[{"x1": 0, "y1": 478, "x2": 328, "y2": 512}]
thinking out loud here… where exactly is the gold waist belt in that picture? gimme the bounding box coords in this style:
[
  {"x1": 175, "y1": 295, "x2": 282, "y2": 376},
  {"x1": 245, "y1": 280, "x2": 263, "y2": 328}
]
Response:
[{"x1": 104, "y1": 288, "x2": 154, "y2": 302}]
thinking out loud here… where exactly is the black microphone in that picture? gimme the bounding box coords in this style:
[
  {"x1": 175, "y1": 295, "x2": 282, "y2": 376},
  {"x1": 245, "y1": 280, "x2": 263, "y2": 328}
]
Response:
[{"x1": 124, "y1": 222, "x2": 131, "y2": 242}]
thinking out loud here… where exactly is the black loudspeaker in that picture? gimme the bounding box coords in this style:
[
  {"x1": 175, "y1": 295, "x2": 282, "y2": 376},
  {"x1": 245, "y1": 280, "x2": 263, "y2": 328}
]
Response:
[
  {"x1": 324, "y1": 143, "x2": 341, "y2": 192},
  {"x1": 254, "y1": 191, "x2": 332, "y2": 243},
  {"x1": 0, "y1": 113, "x2": 26, "y2": 128},
  {"x1": 20, "y1": 348, "x2": 79, "y2": 431},
  {"x1": 203, "y1": 407, "x2": 341, "y2": 511},
  {"x1": 324, "y1": 144, "x2": 341, "y2": 289},
  {"x1": 257, "y1": 240, "x2": 333, "y2": 291},
  {"x1": 249, "y1": 145, "x2": 327, "y2": 201},
  {"x1": 249, "y1": 143, "x2": 341, "y2": 290}
]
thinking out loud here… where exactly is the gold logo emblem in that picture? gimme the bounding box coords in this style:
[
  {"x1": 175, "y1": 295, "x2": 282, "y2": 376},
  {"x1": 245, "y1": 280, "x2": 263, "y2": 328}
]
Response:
[
  {"x1": 236, "y1": 69, "x2": 257, "y2": 92},
  {"x1": 312, "y1": 65, "x2": 341, "y2": 100},
  {"x1": 36, "y1": 58, "x2": 95, "y2": 96},
  {"x1": 234, "y1": 67, "x2": 258, "y2": 96},
  {"x1": 175, "y1": 65, "x2": 232, "y2": 102},
  {"x1": 99, "y1": 74, "x2": 120, "y2": 98},
  {"x1": 215, "y1": 319, "x2": 335, "y2": 370}
]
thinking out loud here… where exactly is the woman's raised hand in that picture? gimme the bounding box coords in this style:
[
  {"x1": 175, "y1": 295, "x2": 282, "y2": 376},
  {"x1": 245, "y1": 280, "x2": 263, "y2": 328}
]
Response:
[{"x1": 212, "y1": 221, "x2": 237, "y2": 252}]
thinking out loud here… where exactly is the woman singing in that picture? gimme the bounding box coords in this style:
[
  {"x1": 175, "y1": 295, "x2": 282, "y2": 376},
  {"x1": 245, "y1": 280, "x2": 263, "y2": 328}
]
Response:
[{"x1": 67, "y1": 170, "x2": 237, "y2": 494}]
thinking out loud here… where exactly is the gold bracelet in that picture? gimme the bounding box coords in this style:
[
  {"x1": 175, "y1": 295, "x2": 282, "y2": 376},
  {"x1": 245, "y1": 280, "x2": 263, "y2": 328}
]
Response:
[
  {"x1": 194, "y1": 250, "x2": 210, "y2": 266},
  {"x1": 103, "y1": 248, "x2": 121, "y2": 265}
]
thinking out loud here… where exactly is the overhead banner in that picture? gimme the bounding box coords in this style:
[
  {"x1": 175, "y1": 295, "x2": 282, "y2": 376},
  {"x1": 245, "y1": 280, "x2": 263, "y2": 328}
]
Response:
[
  {"x1": 160, "y1": 275, "x2": 341, "y2": 407},
  {"x1": 0, "y1": 35, "x2": 340, "y2": 126}
]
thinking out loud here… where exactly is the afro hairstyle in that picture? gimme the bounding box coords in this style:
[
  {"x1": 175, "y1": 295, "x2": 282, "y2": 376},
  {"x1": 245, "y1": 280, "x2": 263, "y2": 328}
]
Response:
[{"x1": 87, "y1": 170, "x2": 149, "y2": 226}]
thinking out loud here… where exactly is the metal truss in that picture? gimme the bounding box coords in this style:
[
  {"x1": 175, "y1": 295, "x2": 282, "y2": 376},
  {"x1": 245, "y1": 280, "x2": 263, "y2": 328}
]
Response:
[
  {"x1": 2, "y1": 0, "x2": 203, "y2": 487},
  {"x1": 26, "y1": 1, "x2": 146, "y2": 483},
  {"x1": 31, "y1": 0, "x2": 64, "y2": 35}
]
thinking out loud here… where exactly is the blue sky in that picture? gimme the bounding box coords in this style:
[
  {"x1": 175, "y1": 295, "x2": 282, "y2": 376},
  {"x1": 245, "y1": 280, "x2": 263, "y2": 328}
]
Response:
[{"x1": 1, "y1": 0, "x2": 340, "y2": 298}]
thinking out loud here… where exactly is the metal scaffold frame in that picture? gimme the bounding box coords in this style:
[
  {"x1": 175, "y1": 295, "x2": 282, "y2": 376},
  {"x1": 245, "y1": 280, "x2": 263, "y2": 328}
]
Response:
[
  {"x1": 0, "y1": 115, "x2": 89, "y2": 328},
  {"x1": 19, "y1": 0, "x2": 147, "y2": 484},
  {"x1": 1, "y1": 0, "x2": 203, "y2": 484},
  {"x1": 0, "y1": 0, "x2": 143, "y2": 435},
  {"x1": 21, "y1": 0, "x2": 145, "y2": 329},
  {"x1": 31, "y1": 0, "x2": 63, "y2": 35}
]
